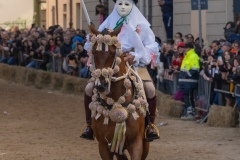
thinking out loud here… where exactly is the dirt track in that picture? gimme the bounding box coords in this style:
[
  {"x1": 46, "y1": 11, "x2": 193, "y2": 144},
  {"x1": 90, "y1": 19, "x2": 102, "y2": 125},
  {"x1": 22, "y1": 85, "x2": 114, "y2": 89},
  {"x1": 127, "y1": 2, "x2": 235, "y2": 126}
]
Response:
[{"x1": 0, "y1": 79, "x2": 239, "y2": 160}]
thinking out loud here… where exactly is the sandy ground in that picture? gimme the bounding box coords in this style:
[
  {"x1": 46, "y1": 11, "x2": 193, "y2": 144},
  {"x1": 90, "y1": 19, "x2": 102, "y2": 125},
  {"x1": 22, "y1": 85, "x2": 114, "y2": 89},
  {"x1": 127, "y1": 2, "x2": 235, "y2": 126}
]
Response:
[{"x1": 0, "y1": 79, "x2": 239, "y2": 160}]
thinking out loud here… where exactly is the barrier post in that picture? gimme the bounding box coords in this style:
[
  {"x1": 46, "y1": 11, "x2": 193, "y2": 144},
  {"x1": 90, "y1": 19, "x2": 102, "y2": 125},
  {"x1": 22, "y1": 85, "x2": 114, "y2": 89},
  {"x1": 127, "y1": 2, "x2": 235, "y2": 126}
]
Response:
[
  {"x1": 173, "y1": 71, "x2": 179, "y2": 94},
  {"x1": 52, "y1": 55, "x2": 56, "y2": 72}
]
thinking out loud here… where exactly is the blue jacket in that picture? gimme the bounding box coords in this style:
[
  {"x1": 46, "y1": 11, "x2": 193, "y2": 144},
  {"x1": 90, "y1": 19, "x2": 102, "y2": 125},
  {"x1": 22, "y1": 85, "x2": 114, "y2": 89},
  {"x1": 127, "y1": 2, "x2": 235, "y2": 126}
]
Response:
[{"x1": 160, "y1": 0, "x2": 173, "y2": 13}]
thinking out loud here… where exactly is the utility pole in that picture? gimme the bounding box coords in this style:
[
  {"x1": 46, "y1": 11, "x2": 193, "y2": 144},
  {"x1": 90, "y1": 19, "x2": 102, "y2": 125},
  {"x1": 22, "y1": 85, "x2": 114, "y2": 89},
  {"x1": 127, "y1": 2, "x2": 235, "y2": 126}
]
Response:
[
  {"x1": 33, "y1": 0, "x2": 40, "y2": 26},
  {"x1": 198, "y1": 0, "x2": 203, "y2": 48},
  {"x1": 69, "y1": 0, "x2": 73, "y2": 28},
  {"x1": 56, "y1": 0, "x2": 59, "y2": 24},
  {"x1": 148, "y1": 0, "x2": 152, "y2": 25},
  {"x1": 139, "y1": 0, "x2": 144, "y2": 14}
]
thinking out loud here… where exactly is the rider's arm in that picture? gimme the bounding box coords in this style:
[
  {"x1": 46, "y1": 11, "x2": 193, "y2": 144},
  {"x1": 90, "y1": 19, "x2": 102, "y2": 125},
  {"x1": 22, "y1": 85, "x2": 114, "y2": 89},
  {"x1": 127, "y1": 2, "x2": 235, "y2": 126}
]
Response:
[
  {"x1": 130, "y1": 24, "x2": 159, "y2": 67},
  {"x1": 128, "y1": 29, "x2": 151, "y2": 67},
  {"x1": 84, "y1": 34, "x2": 91, "y2": 51}
]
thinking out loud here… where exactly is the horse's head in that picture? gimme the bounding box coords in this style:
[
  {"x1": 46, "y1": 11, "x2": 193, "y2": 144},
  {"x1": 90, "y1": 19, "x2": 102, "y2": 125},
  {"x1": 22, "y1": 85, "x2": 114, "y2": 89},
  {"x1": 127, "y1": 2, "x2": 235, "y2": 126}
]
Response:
[{"x1": 88, "y1": 25, "x2": 125, "y2": 95}]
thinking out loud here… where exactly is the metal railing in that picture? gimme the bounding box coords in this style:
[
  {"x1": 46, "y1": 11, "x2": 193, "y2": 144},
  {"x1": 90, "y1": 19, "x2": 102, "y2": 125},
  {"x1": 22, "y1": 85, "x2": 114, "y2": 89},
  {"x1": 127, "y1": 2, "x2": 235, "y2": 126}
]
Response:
[{"x1": 196, "y1": 76, "x2": 212, "y2": 123}]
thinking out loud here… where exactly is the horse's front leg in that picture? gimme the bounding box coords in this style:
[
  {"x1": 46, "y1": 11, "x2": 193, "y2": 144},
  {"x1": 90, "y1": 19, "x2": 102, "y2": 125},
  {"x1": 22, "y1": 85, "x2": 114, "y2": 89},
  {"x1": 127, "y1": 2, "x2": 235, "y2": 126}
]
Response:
[
  {"x1": 142, "y1": 141, "x2": 150, "y2": 160},
  {"x1": 127, "y1": 136, "x2": 143, "y2": 160},
  {"x1": 116, "y1": 152, "x2": 128, "y2": 160},
  {"x1": 99, "y1": 142, "x2": 114, "y2": 160}
]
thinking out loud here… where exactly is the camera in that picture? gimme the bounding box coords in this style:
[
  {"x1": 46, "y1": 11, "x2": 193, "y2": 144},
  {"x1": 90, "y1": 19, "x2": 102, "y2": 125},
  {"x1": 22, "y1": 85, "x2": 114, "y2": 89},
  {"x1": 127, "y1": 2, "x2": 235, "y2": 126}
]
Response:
[{"x1": 168, "y1": 69, "x2": 174, "y2": 75}]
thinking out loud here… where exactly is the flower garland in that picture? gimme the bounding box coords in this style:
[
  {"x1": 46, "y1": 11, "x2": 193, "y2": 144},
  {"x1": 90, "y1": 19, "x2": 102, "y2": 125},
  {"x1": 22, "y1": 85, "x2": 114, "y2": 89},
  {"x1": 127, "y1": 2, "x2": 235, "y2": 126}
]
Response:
[
  {"x1": 88, "y1": 33, "x2": 148, "y2": 156},
  {"x1": 88, "y1": 33, "x2": 148, "y2": 125}
]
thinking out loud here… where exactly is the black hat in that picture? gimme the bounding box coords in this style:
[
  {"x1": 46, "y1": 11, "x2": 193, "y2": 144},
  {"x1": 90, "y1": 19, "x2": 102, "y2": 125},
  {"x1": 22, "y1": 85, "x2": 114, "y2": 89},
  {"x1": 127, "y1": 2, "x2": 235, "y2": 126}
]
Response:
[
  {"x1": 184, "y1": 43, "x2": 194, "y2": 49},
  {"x1": 113, "y1": 0, "x2": 138, "y2": 4},
  {"x1": 79, "y1": 50, "x2": 89, "y2": 59}
]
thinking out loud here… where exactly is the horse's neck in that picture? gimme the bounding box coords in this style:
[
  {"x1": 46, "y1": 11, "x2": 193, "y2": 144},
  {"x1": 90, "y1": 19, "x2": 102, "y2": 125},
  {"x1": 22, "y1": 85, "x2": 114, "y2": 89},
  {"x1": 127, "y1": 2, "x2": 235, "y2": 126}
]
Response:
[{"x1": 110, "y1": 62, "x2": 132, "y2": 102}]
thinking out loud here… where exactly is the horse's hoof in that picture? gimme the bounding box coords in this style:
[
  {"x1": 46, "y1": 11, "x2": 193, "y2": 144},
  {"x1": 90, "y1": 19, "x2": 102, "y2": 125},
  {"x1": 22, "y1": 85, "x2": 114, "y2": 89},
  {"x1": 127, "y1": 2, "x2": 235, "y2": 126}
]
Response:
[{"x1": 80, "y1": 126, "x2": 94, "y2": 141}]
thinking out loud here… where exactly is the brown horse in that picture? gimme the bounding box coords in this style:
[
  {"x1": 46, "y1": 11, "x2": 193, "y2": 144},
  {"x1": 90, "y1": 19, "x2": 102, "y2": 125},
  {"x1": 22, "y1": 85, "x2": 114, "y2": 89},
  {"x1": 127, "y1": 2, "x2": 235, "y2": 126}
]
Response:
[{"x1": 88, "y1": 25, "x2": 150, "y2": 160}]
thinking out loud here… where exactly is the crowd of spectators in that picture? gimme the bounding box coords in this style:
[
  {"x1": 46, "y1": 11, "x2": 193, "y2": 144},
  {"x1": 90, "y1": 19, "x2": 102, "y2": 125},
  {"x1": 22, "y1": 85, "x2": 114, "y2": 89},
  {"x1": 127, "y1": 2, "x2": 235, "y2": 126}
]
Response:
[
  {"x1": 1, "y1": 19, "x2": 240, "y2": 121},
  {"x1": 155, "y1": 20, "x2": 240, "y2": 121},
  {"x1": 0, "y1": 25, "x2": 91, "y2": 78}
]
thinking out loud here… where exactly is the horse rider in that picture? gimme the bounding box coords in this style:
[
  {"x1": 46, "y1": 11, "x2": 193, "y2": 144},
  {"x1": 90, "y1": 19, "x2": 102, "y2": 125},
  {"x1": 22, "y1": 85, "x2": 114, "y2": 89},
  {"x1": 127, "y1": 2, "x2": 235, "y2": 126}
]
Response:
[{"x1": 81, "y1": 0, "x2": 160, "y2": 142}]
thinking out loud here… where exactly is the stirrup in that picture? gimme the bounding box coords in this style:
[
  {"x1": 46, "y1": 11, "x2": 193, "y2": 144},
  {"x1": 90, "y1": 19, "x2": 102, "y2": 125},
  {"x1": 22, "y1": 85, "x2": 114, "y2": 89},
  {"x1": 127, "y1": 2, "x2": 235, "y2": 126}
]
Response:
[{"x1": 144, "y1": 124, "x2": 160, "y2": 142}]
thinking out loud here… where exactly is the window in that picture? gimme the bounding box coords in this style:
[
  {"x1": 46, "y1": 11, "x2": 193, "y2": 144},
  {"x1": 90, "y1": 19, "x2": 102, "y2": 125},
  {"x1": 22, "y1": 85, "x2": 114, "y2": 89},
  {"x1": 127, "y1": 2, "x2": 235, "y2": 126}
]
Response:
[
  {"x1": 63, "y1": 14, "x2": 67, "y2": 29},
  {"x1": 76, "y1": 3, "x2": 81, "y2": 29},
  {"x1": 63, "y1": 4, "x2": 67, "y2": 12},
  {"x1": 52, "y1": 6, "x2": 55, "y2": 25}
]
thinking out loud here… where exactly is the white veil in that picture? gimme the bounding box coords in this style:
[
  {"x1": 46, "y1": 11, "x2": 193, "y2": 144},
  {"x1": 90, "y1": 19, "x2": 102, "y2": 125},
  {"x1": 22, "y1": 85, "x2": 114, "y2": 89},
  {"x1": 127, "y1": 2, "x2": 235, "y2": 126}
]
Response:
[
  {"x1": 98, "y1": 0, "x2": 150, "y2": 32},
  {"x1": 97, "y1": 0, "x2": 158, "y2": 67}
]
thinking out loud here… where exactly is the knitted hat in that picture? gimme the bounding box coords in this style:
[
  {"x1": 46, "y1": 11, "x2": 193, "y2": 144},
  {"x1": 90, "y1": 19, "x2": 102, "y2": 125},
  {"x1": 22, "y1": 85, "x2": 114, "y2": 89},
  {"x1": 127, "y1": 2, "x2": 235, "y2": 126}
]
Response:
[{"x1": 113, "y1": 0, "x2": 138, "y2": 4}]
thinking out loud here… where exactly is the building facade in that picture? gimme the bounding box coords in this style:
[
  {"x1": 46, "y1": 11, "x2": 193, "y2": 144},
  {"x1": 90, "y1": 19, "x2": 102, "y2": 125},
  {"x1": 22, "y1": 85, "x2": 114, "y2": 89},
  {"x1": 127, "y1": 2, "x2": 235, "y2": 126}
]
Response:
[{"x1": 40, "y1": 0, "x2": 239, "y2": 44}]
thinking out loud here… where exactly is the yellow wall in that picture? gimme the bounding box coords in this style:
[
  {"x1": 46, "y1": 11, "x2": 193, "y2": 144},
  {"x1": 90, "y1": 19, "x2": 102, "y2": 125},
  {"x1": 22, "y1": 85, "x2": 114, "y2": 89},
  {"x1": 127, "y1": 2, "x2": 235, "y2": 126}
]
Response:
[{"x1": 45, "y1": 0, "x2": 83, "y2": 30}]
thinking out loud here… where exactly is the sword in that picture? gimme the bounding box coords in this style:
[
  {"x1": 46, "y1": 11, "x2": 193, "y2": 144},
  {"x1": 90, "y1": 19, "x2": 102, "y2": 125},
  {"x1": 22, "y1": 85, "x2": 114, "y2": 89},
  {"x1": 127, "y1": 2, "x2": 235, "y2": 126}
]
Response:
[{"x1": 80, "y1": 0, "x2": 91, "y2": 25}]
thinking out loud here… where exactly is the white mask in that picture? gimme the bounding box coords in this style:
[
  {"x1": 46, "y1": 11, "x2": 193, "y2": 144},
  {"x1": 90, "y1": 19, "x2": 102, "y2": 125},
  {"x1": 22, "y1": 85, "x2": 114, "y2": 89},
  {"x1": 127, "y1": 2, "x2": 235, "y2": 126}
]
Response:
[{"x1": 116, "y1": 0, "x2": 133, "y2": 17}]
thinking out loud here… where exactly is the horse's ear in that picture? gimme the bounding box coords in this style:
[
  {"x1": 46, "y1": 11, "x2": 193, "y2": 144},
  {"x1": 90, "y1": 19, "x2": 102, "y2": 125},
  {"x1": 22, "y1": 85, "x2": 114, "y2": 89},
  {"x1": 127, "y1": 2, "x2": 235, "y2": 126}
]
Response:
[
  {"x1": 88, "y1": 24, "x2": 100, "y2": 35},
  {"x1": 110, "y1": 25, "x2": 122, "y2": 37}
]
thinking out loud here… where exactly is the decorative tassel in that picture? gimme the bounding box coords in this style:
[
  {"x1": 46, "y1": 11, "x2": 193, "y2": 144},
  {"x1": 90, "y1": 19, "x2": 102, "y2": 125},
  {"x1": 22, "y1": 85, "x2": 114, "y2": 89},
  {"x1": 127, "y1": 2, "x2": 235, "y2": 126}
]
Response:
[
  {"x1": 104, "y1": 35, "x2": 111, "y2": 52},
  {"x1": 132, "y1": 111, "x2": 140, "y2": 120},
  {"x1": 103, "y1": 116, "x2": 109, "y2": 125},
  {"x1": 139, "y1": 106, "x2": 146, "y2": 117},
  {"x1": 91, "y1": 110, "x2": 96, "y2": 118},
  {"x1": 111, "y1": 123, "x2": 120, "y2": 152},
  {"x1": 127, "y1": 104, "x2": 139, "y2": 120},
  {"x1": 115, "y1": 122, "x2": 124, "y2": 153},
  {"x1": 103, "y1": 110, "x2": 109, "y2": 125},
  {"x1": 95, "y1": 113, "x2": 101, "y2": 120},
  {"x1": 96, "y1": 34, "x2": 103, "y2": 51},
  {"x1": 97, "y1": 43, "x2": 101, "y2": 51},
  {"x1": 105, "y1": 44, "x2": 109, "y2": 52},
  {"x1": 119, "y1": 122, "x2": 126, "y2": 155}
]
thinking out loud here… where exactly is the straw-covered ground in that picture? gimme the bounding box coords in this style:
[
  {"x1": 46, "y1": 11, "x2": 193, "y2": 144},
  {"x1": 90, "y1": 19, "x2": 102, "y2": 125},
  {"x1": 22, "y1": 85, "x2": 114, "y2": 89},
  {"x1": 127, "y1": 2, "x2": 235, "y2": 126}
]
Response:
[{"x1": 0, "y1": 78, "x2": 239, "y2": 160}]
